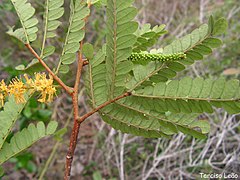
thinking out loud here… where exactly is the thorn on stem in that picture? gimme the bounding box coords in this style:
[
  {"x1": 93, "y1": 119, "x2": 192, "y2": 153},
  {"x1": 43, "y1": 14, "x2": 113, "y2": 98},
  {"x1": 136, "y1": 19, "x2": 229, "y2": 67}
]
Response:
[{"x1": 66, "y1": 155, "x2": 73, "y2": 160}]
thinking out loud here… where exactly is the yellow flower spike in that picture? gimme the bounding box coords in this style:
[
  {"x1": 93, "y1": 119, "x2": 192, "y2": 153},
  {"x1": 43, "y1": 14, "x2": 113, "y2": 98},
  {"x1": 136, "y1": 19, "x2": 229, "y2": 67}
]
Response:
[
  {"x1": 23, "y1": 74, "x2": 35, "y2": 94},
  {"x1": 8, "y1": 77, "x2": 26, "y2": 104},
  {"x1": 0, "y1": 73, "x2": 57, "y2": 105},
  {"x1": 33, "y1": 73, "x2": 49, "y2": 91},
  {"x1": 38, "y1": 91, "x2": 47, "y2": 103},
  {"x1": 31, "y1": 73, "x2": 56, "y2": 103},
  {"x1": 24, "y1": 74, "x2": 34, "y2": 87},
  {"x1": 46, "y1": 86, "x2": 56, "y2": 102},
  {"x1": 0, "y1": 80, "x2": 8, "y2": 96},
  {"x1": 0, "y1": 93, "x2": 4, "y2": 107}
]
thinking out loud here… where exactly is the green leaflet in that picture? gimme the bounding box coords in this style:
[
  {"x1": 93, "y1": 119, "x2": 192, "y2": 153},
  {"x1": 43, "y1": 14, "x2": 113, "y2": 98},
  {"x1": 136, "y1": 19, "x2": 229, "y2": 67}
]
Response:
[
  {"x1": 133, "y1": 24, "x2": 167, "y2": 52},
  {"x1": 58, "y1": 0, "x2": 90, "y2": 73},
  {"x1": 84, "y1": 46, "x2": 108, "y2": 107},
  {"x1": 163, "y1": 17, "x2": 227, "y2": 65},
  {"x1": 125, "y1": 17, "x2": 227, "y2": 90},
  {"x1": 82, "y1": 43, "x2": 94, "y2": 59},
  {"x1": 0, "y1": 95, "x2": 29, "y2": 149},
  {"x1": 126, "y1": 61, "x2": 165, "y2": 91},
  {"x1": 15, "y1": 59, "x2": 45, "y2": 75},
  {"x1": 40, "y1": 0, "x2": 64, "y2": 58},
  {"x1": 100, "y1": 100, "x2": 207, "y2": 139},
  {"x1": 0, "y1": 166, "x2": 3, "y2": 176},
  {"x1": 15, "y1": 0, "x2": 64, "y2": 74},
  {"x1": 0, "y1": 121, "x2": 58, "y2": 164},
  {"x1": 133, "y1": 77, "x2": 240, "y2": 114},
  {"x1": 8, "y1": 0, "x2": 38, "y2": 43},
  {"x1": 128, "y1": 52, "x2": 186, "y2": 64},
  {"x1": 106, "y1": 0, "x2": 138, "y2": 99}
]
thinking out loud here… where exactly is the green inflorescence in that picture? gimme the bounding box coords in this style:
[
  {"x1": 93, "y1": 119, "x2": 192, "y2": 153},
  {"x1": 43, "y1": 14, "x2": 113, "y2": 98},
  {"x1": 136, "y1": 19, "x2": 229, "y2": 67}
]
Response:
[{"x1": 128, "y1": 52, "x2": 186, "y2": 62}]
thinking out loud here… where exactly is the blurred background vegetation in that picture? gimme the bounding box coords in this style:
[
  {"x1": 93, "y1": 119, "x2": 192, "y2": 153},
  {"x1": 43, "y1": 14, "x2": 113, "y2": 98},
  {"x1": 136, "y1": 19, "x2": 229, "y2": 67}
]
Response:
[{"x1": 0, "y1": 0, "x2": 240, "y2": 179}]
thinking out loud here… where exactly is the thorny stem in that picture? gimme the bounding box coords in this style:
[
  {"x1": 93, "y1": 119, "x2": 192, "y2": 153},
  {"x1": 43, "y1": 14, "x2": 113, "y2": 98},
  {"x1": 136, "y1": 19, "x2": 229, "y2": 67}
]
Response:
[
  {"x1": 83, "y1": 59, "x2": 89, "y2": 66},
  {"x1": 64, "y1": 43, "x2": 84, "y2": 180},
  {"x1": 25, "y1": 44, "x2": 73, "y2": 95},
  {"x1": 64, "y1": 119, "x2": 81, "y2": 180},
  {"x1": 64, "y1": 1, "x2": 92, "y2": 179}
]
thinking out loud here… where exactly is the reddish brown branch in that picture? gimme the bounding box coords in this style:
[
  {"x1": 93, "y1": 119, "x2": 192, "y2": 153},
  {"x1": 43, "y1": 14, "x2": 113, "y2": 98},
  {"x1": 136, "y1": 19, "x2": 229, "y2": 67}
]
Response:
[
  {"x1": 64, "y1": 112, "x2": 81, "y2": 180},
  {"x1": 64, "y1": 2, "x2": 92, "y2": 179},
  {"x1": 78, "y1": 92, "x2": 132, "y2": 123},
  {"x1": 25, "y1": 44, "x2": 73, "y2": 95},
  {"x1": 65, "y1": 91, "x2": 131, "y2": 179},
  {"x1": 64, "y1": 42, "x2": 84, "y2": 180}
]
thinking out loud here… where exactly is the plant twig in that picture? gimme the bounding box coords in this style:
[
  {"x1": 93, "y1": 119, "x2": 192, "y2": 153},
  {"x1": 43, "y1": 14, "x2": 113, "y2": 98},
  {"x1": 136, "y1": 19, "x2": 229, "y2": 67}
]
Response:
[
  {"x1": 65, "y1": 120, "x2": 81, "y2": 180},
  {"x1": 64, "y1": 2, "x2": 92, "y2": 179},
  {"x1": 78, "y1": 92, "x2": 132, "y2": 123},
  {"x1": 25, "y1": 44, "x2": 73, "y2": 95},
  {"x1": 64, "y1": 91, "x2": 131, "y2": 179},
  {"x1": 83, "y1": 59, "x2": 89, "y2": 66},
  {"x1": 64, "y1": 44, "x2": 84, "y2": 180}
]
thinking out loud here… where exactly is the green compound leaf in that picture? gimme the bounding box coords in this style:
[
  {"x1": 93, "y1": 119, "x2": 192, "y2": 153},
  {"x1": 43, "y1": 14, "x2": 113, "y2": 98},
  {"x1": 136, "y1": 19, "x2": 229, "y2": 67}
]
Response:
[
  {"x1": 106, "y1": 0, "x2": 138, "y2": 99},
  {"x1": 100, "y1": 101, "x2": 207, "y2": 139},
  {"x1": 15, "y1": 59, "x2": 45, "y2": 75},
  {"x1": 101, "y1": 78, "x2": 240, "y2": 138},
  {"x1": 134, "y1": 24, "x2": 167, "y2": 52},
  {"x1": 125, "y1": 16, "x2": 227, "y2": 91},
  {"x1": 39, "y1": 0, "x2": 64, "y2": 58},
  {"x1": 132, "y1": 77, "x2": 240, "y2": 114},
  {"x1": 163, "y1": 16, "x2": 227, "y2": 65},
  {"x1": 8, "y1": 0, "x2": 39, "y2": 44},
  {"x1": 85, "y1": 46, "x2": 108, "y2": 107},
  {"x1": 40, "y1": 0, "x2": 64, "y2": 55},
  {"x1": 58, "y1": 0, "x2": 90, "y2": 73},
  {"x1": 0, "y1": 121, "x2": 58, "y2": 165},
  {"x1": 0, "y1": 95, "x2": 30, "y2": 150}
]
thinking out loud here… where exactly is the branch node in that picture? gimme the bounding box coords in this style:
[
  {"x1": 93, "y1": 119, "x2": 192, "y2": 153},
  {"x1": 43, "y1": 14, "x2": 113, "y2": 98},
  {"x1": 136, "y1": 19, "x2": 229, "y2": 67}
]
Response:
[{"x1": 83, "y1": 60, "x2": 89, "y2": 66}]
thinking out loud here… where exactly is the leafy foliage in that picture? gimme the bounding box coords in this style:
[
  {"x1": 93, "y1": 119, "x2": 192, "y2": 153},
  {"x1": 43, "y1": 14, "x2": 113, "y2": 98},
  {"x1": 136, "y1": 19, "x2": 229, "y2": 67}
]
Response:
[
  {"x1": 6, "y1": 0, "x2": 236, "y2": 142},
  {"x1": 40, "y1": 0, "x2": 64, "y2": 58},
  {"x1": 0, "y1": 95, "x2": 29, "y2": 149},
  {"x1": 14, "y1": 0, "x2": 64, "y2": 74},
  {"x1": 7, "y1": 0, "x2": 38, "y2": 43},
  {"x1": 163, "y1": 16, "x2": 227, "y2": 66},
  {"x1": 126, "y1": 16, "x2": 228, "y2": 91},
  {"x1": 133, "y1": 77, "x2": 240, "y2": 114},
  {"x1": 0, "y1": 121, "x2": 58, "y2": 164},
  {"x1": 84, "y1": 1, "x2": 232, "y2": 139},
  {"x1": 15, "y1": 59, "x2": 45, "y2": 75},
  {"x1": 105, "y1": 0, "x2": 138, "y2": 99},
  {"x1": 85, "y1": 46, "x2": 107, "y2": 107},
  {"x1": 58, "y1": 0, "x2": 90, "y2": 74},
  {"x1": 101, "y1": 103, "x2": 208, "y2": 138},
  {"x1": 133, "y1": 24, "x2": 167, "y2": 52}
]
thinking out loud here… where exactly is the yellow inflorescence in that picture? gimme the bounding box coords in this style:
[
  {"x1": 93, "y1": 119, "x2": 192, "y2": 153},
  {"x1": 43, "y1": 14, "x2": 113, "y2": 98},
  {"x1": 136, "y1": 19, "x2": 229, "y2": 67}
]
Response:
[
  {"x1": 0, "y1": 80, "x2": 8, "y2": 107},
  {"x1": 8, "y1": 77, "x2": 27, "y2": 104},
  {"x1": 0, "y1": 73, "x2": 57, "y2": 107}
]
